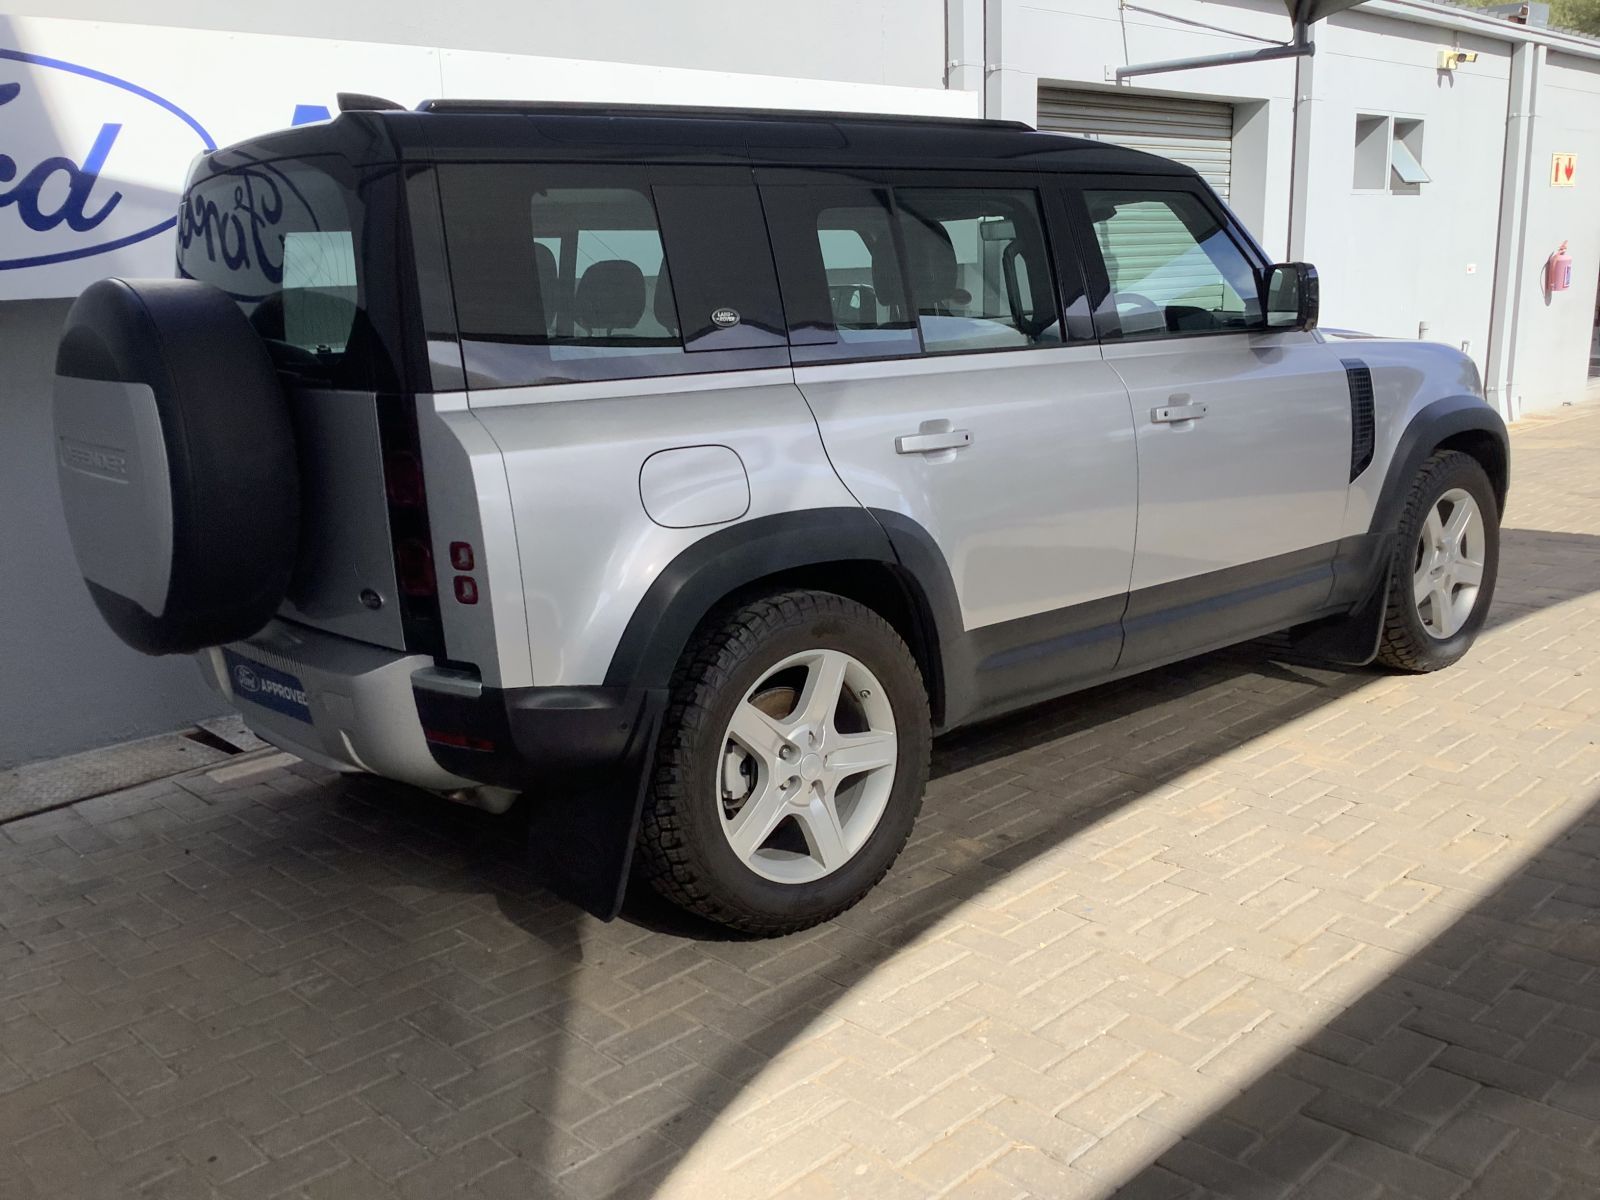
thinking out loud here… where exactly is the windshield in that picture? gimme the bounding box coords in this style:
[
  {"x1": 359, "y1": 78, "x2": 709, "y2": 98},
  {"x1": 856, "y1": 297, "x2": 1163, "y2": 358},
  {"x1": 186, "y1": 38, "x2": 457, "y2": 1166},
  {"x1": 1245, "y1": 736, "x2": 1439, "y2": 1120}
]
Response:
[{"x1": 177, "y1": 155, "x2": 364, "y2": 381}]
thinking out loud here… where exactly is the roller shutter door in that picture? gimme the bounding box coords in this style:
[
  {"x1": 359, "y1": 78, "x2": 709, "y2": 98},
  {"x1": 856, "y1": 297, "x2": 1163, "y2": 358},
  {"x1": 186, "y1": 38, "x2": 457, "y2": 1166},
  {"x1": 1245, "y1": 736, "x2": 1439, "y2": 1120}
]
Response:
[{"x1": 1036, "y1": 88, "x2": 1234, "y2": 200}]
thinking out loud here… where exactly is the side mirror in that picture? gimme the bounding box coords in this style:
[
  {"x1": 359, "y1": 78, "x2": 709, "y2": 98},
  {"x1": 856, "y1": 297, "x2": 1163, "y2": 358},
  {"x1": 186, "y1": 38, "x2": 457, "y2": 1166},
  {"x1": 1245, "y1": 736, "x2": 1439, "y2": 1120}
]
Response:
[{"x1": 1264, "y1": 262, "x2": 1319, "y2": 331}]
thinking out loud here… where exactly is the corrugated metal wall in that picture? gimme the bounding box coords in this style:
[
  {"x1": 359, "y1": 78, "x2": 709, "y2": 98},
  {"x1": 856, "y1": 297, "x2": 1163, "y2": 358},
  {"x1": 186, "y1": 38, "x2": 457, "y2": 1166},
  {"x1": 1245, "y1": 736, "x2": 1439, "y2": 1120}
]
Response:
[{"x1": 1036, "y1": 88, "x2": 1235, "y2": 199}]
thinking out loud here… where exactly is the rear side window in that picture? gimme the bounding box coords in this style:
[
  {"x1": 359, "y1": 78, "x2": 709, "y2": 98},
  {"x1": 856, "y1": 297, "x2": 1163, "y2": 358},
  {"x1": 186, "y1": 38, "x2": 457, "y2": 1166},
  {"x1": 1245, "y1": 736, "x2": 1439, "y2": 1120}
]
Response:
[
  {"x1": 761, "y1": 185, "x2": 918, "y2": 361},
  {"x1": 437, "y1": 165, "x2": 786, "y2": 387},
  {"x1": 762, "y1": 179, "x2": 1064, "y2": 363},
  {"x1": 896, "y1": 189, "x2": 1062, "y2": 353},
  {"x1": 1083, "y1": 188, "x2": 1262, "y2": 337}
]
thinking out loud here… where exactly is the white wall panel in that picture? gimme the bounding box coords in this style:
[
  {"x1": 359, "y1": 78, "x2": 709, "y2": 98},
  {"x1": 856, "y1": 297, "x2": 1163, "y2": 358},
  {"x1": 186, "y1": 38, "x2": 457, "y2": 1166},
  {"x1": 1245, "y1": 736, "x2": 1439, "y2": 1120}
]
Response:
[
  {"x1": 7, "y1": 1, "x2": 948, "y2": 90},
  {"x1": 1514, "y1": 52, "x2": 1600, "y2": 412}
]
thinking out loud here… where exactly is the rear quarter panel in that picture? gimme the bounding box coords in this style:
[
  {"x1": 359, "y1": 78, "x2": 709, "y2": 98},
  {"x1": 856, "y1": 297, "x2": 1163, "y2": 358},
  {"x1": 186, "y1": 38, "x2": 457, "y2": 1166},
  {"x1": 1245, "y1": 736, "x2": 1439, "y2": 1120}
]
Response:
[{"x1": 465, "y1": 370, "x2": 860, "y2": 686}]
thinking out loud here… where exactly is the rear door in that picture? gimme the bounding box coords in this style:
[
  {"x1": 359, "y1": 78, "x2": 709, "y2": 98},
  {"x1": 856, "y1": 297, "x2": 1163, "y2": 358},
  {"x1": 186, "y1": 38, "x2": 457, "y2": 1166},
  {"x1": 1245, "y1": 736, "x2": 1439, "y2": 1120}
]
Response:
[
  {"x1": 1066, "y1": 178, "x2": 1353, "y2": 670},
  {"x1": 177, "y1": 154, "x2": 416, "y2": 654},
  {"x1": 762, "y1": 170, "x2": 1139, "y2": 718}
]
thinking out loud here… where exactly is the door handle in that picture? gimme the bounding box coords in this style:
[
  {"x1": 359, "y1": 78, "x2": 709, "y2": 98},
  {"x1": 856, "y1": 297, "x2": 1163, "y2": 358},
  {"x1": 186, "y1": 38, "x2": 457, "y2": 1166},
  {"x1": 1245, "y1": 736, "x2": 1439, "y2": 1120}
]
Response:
[
  {"x1": 895, "y1": 429, "x2": 973, "y2": 455},
  {"x1": 1150, "y1": 403, "x2": 1209, "y2": 424}
]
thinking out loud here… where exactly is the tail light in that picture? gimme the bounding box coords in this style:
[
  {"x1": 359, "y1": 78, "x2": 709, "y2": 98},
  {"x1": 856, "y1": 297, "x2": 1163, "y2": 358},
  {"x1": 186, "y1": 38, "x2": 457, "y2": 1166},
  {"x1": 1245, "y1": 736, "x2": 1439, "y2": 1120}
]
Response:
[
  {"x1": 384, "y1": 450, "x2": 425, "y2": 508},
  {"x1": 395, "y1": 538, "x2": 436, "y2": 597},
  {"x1": 376, "y1": 398, "x2": 445, "y2": 658}
]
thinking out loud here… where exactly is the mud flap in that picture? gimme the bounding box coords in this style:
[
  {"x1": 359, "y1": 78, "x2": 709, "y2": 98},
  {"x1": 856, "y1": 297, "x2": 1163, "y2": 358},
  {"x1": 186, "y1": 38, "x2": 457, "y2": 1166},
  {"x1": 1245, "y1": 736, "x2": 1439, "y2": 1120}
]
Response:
[
  {"x1": 1286, "y1": 564, "x2": 1392, "y2": 666},
  {"x1": 522, "y1": 699, "x2": 666, "y2": 920}
]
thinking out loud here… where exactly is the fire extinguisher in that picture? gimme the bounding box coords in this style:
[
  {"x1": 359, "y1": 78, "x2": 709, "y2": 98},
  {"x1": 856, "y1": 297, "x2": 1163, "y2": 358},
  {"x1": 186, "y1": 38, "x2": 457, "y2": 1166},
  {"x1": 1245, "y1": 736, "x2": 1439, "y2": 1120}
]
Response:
[{"x1": 1546, "y1": 241, "x2": 1573, "y2": 293}]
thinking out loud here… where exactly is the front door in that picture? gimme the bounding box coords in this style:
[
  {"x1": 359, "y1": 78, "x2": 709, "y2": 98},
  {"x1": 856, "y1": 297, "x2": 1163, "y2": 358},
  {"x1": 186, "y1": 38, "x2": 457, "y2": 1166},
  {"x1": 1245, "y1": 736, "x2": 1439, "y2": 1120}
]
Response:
[
  {"x1": 1071, "y1": 180, "x2": 1354, "y2": 670},
  {"x1": 760, "y1": 172, "x2": 1139, "y2": 721}
]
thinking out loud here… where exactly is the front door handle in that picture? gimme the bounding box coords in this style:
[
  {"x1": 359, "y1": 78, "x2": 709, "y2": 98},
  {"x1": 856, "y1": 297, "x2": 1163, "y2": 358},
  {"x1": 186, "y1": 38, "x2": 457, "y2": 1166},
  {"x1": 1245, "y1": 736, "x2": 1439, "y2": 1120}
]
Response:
[
  {"x1": 895, "y1": 429, "x2": 973, "y2": 455},
  {"x1": 1151, "y1": 403, "x2": 1209, "y2": 424}
]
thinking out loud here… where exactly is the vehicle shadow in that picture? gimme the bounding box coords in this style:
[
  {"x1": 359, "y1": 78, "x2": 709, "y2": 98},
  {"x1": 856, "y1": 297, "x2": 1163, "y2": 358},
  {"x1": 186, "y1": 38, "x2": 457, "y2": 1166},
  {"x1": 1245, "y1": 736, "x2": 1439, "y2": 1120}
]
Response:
[{"x1": 317, "y1": 523, "x2": 1598, "y2": 1197}]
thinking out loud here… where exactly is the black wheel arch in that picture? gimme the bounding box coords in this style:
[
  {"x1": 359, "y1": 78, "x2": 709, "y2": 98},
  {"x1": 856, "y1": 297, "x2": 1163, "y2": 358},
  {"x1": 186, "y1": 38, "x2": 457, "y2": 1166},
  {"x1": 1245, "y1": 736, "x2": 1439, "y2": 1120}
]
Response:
[
  {"x1": 603, "y1": 508, "x2": 968, "y2": 729},
  {"x1": 1369, "y1": 396, "x2": 1509, "y2": 538}
]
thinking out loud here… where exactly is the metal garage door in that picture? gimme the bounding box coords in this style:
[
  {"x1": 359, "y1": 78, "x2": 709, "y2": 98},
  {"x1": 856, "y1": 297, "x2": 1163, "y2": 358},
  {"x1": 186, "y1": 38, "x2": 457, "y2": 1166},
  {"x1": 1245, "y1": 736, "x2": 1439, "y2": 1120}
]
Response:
[{"x1": 1036, "y1": 88, "x2": 1234, "y2": 200}]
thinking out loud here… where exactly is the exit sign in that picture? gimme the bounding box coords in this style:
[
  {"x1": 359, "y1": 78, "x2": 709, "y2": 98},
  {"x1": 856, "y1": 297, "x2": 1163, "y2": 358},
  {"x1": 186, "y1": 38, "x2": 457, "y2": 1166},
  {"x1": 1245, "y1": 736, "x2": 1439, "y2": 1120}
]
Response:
[{"x1": 1551, "y1": 153, "x2": 1577, "y2": 187}]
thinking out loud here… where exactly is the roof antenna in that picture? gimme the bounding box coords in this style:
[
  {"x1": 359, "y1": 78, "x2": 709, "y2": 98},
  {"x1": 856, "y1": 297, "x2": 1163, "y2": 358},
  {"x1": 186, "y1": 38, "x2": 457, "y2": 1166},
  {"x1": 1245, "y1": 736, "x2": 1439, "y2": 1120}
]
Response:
[{"x1": 336, "y1": 93, "x2": 406, "y2": 113}]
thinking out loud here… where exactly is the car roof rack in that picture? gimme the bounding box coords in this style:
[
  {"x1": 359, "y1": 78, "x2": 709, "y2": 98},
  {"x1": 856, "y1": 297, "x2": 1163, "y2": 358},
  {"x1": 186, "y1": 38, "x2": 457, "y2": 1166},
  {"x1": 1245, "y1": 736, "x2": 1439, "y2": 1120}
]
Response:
[{"x1": 413, "y1": 98, "x2": 1029, "y2": 131}]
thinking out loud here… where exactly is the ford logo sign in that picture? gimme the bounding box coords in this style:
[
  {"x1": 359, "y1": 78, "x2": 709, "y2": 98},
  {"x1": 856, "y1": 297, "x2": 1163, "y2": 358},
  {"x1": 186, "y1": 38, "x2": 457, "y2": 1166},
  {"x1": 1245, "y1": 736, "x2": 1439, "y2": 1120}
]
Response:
[
  {"x1": 232, "y1": 663, "x2": 260, "y2": 695},
  {"x1": 0, "y1": 48, "x2": 215, "y2": 271}
]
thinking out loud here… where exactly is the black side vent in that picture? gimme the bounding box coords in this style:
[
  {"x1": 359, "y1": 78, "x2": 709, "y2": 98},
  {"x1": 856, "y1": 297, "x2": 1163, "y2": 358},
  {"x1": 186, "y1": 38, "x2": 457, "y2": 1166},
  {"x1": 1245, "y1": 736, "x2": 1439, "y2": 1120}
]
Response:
[{"x1": 1341, "y1": 358, "x2": 1376, "y2": 481}]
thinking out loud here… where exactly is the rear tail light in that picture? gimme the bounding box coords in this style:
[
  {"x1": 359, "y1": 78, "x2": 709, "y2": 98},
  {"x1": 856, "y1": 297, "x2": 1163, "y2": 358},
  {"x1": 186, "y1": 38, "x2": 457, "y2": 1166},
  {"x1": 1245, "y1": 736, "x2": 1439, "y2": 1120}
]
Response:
[
  {"x1": 449, "y1": 541, "x2": 475, "y2": 571},
  {"x1": 384, "y1": 451, "x2": 425, "y2": 508},
  {"x1": 453, "y1": 576, "x2": 479, "y2": 605},
  {"x1": 395, "y1": 538, "x2": 436, "y2": 597},
  {"x1": 376, "y1": 399, "x2": 444, "y2": 660}
]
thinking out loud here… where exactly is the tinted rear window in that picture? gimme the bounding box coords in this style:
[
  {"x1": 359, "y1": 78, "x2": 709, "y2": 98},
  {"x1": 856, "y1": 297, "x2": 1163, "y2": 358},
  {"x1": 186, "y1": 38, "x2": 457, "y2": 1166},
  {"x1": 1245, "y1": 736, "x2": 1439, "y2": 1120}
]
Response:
[
  {"x1": 177, "y1": 155, "x2": 373, "y2": 383},
  {"x1": 436, "y1": 163, "x2": 788, "y2": 388}
]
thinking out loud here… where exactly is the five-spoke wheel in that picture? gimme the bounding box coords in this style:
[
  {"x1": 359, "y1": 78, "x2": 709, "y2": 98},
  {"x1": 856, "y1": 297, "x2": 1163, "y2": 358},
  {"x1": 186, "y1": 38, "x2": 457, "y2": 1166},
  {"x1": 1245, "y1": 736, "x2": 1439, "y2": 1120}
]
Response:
[
  {"x1": 719, "y1": 649, "x2": 898, "y2": 884},
  {"x1": 1411, "y1": 487, "x2": 1487, "y2": 640},
  {"x1": 1378, "y1": 450, "x2": 1500, "y2": 671},
  {"x1": 637, "y1": 591, "x2": 931, "y2": 935}
]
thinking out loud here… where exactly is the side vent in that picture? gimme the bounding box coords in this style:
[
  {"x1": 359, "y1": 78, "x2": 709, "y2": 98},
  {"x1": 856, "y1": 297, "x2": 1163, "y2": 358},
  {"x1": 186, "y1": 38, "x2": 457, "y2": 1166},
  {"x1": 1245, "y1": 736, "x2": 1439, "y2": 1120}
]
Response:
[{"x1": 1341, "y1": 358, "x2": 1376, "y2": 481}]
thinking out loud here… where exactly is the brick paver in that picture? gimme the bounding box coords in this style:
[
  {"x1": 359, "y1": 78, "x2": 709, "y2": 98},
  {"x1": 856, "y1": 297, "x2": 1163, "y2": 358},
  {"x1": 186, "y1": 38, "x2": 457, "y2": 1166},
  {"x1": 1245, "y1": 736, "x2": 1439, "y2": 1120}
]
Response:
[{"x1": 4, "y1": 403, "x2": 1600, "y2": 1200}]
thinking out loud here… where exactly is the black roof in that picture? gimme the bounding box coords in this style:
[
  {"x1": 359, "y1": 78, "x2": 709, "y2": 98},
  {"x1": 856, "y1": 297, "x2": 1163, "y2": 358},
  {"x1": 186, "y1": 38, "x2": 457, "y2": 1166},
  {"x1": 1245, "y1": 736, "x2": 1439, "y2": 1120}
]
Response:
[{"x1": 206, "y1": 101, "x2": 1196, "y2": 179}]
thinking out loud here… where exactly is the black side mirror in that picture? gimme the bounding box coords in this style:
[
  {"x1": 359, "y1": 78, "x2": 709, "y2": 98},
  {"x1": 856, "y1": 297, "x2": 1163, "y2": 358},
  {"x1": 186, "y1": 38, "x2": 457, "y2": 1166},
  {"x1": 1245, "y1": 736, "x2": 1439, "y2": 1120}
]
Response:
[{"x1": 1263, "y1": 263, "x2": 1319, "y2": 331}]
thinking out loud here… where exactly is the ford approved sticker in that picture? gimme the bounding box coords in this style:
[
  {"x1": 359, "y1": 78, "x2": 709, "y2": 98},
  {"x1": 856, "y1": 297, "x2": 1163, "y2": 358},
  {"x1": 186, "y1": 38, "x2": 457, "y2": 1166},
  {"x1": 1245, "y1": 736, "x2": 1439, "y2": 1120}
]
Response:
[{"x1": 223, "y1": 649, "x2": 312, "y2": 723}]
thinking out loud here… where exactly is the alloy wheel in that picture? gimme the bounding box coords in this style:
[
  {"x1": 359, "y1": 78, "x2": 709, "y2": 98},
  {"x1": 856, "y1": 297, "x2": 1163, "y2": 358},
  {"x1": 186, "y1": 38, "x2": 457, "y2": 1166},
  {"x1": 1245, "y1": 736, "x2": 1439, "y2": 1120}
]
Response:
[
  {"x1": 717, "y1": 648, "x2": 898, "y2": 884},
  {"x1": 1413, "y1": 487, "x2": 1486, "y2": 639}
]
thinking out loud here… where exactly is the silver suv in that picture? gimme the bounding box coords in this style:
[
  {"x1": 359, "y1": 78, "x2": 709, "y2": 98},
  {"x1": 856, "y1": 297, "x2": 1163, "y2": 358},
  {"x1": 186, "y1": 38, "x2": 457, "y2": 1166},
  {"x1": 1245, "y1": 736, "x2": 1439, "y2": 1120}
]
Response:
[{"x1": 53, "y1": 99, "x2": 1507, "y2": 934}]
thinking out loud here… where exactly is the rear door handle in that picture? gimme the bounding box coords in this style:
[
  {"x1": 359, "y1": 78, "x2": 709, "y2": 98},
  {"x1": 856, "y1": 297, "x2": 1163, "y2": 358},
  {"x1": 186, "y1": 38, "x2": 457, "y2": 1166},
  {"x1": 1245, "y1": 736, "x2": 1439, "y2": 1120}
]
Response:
[
  {"x1": 895, "y1": 429, "x2": 973, "y2": 454},
  {"x1": 1151, "y1": 403, "x2": 1209, "y2": 424}
]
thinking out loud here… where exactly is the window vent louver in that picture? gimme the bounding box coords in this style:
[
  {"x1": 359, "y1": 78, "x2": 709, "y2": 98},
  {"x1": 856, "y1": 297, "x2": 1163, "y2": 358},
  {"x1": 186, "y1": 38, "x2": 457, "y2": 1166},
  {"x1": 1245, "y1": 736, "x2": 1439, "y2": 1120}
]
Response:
[{"x1": 1341, "y1": 359, "x2": 1376, "y2": 481}]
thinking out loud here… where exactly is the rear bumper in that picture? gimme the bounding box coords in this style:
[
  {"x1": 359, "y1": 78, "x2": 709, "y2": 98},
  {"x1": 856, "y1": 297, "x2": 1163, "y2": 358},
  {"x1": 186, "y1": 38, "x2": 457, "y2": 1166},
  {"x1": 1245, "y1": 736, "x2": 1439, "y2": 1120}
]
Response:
[
  {"x1": 412, "y1": 676, "x2": 667, "y2": 794},
  {"x1": 200, "y1": 618, "x2": 666, "y2": 800},
  {"x1": 199, "y1": 620, "x2": 477, "y2": 791}
]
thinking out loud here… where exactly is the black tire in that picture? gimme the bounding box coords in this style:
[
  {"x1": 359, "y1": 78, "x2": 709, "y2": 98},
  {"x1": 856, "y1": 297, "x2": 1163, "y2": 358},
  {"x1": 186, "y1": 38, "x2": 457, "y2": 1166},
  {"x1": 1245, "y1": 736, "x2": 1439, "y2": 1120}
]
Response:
[
  {"x1": 54, "y1": 278, "x2": 297, "y2": 655},
  {"x1": 637, "y1": 590, "x2": 932, "y2": 935},
  {"x1": 1375, "y1": 450, "x2": 1500, "y2": 672}
]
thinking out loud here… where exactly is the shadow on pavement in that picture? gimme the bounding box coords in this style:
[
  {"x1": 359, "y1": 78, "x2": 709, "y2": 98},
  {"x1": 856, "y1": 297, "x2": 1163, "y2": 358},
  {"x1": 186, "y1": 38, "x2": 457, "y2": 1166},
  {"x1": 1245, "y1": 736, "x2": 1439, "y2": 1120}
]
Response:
[{"x1": 1109, "y1": 794, "x2": 1600, "y2": 1199}]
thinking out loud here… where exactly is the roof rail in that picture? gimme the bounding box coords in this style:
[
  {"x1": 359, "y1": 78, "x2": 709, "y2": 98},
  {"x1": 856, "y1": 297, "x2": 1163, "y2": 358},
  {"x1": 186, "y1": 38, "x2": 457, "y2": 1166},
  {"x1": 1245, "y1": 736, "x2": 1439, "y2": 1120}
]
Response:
[
  {"x1": 413, "y1": 98, "x2": 1027, "y2": 130},
  {"x1": 337, "y1": 92, "x2": 406, "y2": 113}
]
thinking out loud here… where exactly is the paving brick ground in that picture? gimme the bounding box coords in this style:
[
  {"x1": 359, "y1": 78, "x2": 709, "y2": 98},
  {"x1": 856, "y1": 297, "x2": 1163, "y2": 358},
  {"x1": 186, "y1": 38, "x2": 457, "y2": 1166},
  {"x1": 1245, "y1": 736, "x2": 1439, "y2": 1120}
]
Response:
[{"x1": 4, "y1": 403, "x2": 1600, "y2": 1200}]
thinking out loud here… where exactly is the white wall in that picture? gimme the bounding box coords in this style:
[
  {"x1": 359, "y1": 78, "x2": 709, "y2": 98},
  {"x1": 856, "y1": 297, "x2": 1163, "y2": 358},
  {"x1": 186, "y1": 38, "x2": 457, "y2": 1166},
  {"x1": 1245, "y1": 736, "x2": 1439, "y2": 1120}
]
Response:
[
  {"x1": 1515, "y1": 50, "x2": 1600, "y2": 412},
  {"x1": 1297, "y1": 12, "x2": 1513, "y2": 374},
  {"x1": 8, "y1": 0, "x2": 948, "y2": 90}
]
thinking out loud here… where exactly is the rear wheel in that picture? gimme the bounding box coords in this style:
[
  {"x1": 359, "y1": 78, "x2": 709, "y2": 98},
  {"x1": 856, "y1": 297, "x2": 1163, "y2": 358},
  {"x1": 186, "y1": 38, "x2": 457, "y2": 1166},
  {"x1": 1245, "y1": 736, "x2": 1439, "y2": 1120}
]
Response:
[
  {"x1": 637, "y1": 590, "x2": 931, "y2": 935},
  {"x1": 1375, "y1": 450, "x2": 1500, "y2": 672}
]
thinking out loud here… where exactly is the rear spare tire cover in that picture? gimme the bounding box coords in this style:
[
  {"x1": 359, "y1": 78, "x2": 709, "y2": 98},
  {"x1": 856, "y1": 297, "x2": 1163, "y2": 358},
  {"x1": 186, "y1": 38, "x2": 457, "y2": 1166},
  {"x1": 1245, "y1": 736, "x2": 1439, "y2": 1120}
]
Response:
[{"x1": 53, "y1": 278, "x2": 298, "y2": 655}]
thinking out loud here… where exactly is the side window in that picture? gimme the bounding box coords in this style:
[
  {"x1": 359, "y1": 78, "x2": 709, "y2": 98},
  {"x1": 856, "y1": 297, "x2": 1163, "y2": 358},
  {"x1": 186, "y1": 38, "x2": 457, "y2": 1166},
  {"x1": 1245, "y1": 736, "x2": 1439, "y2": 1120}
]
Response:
[
  {"x1": 1083, "y1": 189, "x2": 1262, "y2": 337},
  {"x1": 895, "y1": 188, "x2": 1062, "y2": 352},
  {"x1": 437, "y1": 165, "x2": 784, "y2": 387},
  {"x1": 762, "y1": 184, "x2": 919, "y2": 362}
]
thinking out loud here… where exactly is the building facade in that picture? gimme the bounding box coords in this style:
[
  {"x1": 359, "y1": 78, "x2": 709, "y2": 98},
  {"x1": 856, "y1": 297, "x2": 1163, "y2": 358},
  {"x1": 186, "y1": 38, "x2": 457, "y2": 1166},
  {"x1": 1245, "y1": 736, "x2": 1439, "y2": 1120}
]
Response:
[{"x1": 2, "y1": 0, "x2": 1596, "y2": 767}]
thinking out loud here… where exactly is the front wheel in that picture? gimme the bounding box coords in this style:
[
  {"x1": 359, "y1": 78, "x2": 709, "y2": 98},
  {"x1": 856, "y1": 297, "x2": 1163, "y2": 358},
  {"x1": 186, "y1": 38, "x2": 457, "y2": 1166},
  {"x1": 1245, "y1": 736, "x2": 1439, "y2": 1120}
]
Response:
[
  {"x1": 637, "y1": 590, "x2": 931, "y2": 935},
  {"x1": 1375, "y1": 449, "x2": 1500, "y2": 672}
]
